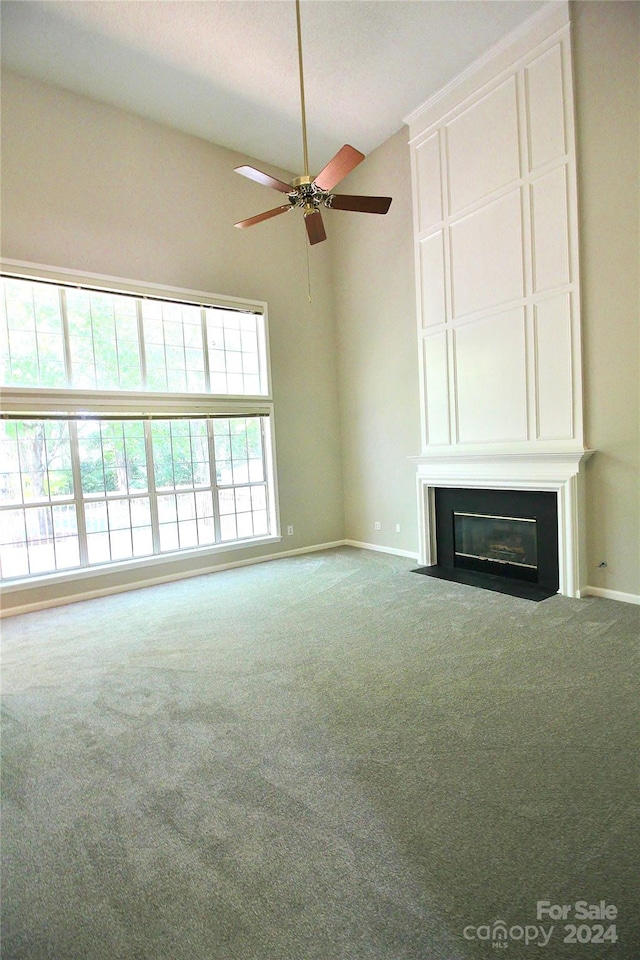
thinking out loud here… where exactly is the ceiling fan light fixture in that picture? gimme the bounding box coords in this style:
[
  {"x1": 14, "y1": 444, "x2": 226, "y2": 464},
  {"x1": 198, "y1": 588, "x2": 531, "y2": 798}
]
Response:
[{"x1": 233, "y1": 1, "x2": 392, "y2": 245}]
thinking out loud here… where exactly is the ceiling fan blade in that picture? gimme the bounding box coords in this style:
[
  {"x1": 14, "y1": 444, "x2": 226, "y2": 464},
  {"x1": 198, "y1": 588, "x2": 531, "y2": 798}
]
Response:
[
  {"x1": 235, "y1": 205, "x2": 292, "y2": 229},
  {"x1": 329, "y1": 194, "x2": 393, "y2": 215},
  {"x1": 304, "y1": 209, "x2": 327, "y2": 245},
  {"x1": 313, "y1": 145, "x2": 365, "y2": 192},
  {"x1": 234, "y1": 165, "x2": 292, "y2": 194}
]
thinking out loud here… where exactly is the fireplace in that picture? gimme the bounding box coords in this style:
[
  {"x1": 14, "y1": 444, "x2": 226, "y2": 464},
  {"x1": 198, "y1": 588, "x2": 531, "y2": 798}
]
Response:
[
  {"x1": 416, "y1": 487, "x2": 559, "y2": 599},
  {"x1": 414, "y1": 451, "x2": 592, "y2": 598}
]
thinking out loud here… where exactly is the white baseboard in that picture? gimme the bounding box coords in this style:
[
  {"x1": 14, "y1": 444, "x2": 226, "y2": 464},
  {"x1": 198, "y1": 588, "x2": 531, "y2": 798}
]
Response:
[
  {"x1": 343, "y1": 539, "x2": 420, "y2": 561},
  {"x1": 5, "y1": 542, "x2": 634, "y2": 617},
  {"x1": 580, "y1": 586, "x2": 640, "y2": 606}
]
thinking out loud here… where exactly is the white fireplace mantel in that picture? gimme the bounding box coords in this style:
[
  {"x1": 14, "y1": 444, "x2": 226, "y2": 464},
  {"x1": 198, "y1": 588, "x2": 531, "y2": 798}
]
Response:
[{"x1": 412, "y1": 448, "x2": 594, "y2": 598}]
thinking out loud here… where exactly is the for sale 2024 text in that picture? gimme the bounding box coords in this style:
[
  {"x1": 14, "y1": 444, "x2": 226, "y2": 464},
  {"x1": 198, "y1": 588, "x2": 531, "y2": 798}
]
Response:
[{"x1": 537, "y1": 901, "x2": 618, "y2": 947}]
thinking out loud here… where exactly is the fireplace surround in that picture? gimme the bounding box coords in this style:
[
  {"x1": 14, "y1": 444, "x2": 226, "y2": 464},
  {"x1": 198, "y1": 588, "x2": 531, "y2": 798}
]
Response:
[{"x1": 414, "y1": 451, "x2": 593, "y2": 598}]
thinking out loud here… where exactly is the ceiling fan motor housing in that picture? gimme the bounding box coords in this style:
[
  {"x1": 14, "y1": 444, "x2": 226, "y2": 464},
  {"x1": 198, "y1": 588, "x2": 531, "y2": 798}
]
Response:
[{"x1": 289, "y1": 176, "x2": 331, "y2": 214}]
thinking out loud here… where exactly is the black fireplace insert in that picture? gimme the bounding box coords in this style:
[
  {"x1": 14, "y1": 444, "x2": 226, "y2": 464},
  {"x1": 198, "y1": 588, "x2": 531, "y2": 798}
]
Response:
[{"x1": 415, "y1": 487, "x2": 559, "y2": 600}]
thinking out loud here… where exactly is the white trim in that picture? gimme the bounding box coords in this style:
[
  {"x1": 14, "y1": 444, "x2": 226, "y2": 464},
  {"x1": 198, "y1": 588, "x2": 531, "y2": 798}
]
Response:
[
  {"x1": 0, "y1": 387, "x2": 274, "y2": 417},
  {"x1": 343, "y1": 540, "x2": 419, "y2": 561},
  {"x1": 0, "y1": 258, "x2": 266, "y2": 316},
  {"x1": 580, "y1": 587, "x2": 640, "y2": 607},
  {"x1": 404, "y1": 2, "x2": 569, "y2": 132},
  {"x1": 407, "y1": 18, "x2": 582, "y2": 459}
]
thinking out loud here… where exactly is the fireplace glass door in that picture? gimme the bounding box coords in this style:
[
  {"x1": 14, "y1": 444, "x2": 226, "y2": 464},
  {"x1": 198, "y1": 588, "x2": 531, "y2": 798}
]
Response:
[{"x1": 453, "y1": 512, "x2": 538, "y2": 581}]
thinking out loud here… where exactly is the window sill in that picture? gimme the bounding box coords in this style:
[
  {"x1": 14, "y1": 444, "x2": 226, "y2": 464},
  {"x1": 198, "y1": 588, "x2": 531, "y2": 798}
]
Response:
[{"x1": 0, "y1": 534, "x2": 283, "y2": 595}]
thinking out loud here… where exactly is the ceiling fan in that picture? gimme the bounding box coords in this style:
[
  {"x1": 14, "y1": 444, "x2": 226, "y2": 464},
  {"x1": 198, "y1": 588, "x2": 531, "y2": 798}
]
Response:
[{"x1": 234, "y1": 0, "x2": 392, "y2": 246}]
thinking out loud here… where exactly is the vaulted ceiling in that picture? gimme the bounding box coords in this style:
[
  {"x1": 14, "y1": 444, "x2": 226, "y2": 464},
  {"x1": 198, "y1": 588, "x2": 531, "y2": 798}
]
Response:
[{"x1": 1, "y1": 0, "x2": 547, "y2": 174}]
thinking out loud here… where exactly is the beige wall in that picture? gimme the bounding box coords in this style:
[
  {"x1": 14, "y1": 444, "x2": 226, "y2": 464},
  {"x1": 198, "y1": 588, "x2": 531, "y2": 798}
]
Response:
[
  {"x1": 331, "y1": 129, "x2": 420, "y2": 555},
  {"x1": 0, "y1": 70, "x2": 345, "y2": 610},
  {"x1": 572, "y1": 1, "x2": 640, "y2": 597}
]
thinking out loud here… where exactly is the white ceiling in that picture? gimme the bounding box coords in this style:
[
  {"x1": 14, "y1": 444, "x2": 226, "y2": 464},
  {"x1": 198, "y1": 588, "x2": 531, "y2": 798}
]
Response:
[{"x1": 1, "y1": 0, "x2": 547, "y2": 176}]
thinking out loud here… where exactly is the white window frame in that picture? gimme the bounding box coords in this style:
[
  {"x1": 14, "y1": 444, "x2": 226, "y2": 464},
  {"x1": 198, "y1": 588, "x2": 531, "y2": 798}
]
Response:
[{"x1": 0, "y1": 260, "x2": 281, "y2": 592}]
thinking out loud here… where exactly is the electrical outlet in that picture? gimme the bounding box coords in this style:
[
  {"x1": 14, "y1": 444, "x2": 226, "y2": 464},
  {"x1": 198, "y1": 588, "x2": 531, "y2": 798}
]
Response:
[
  {"x1": 374, "y1": 521, "x2": 381, "y2": 531},
  {"x1": 395, "y1": 524, "x2": 401, "y2": 533},
  {"x1": 287, "y1": 525, "x2": 294, "y2": 536}
]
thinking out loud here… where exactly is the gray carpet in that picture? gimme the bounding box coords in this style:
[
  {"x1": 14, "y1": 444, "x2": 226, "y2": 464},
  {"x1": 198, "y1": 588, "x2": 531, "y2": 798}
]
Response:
[{"x1": 1, "y1": 547, "x2": 638, "y2": 958}]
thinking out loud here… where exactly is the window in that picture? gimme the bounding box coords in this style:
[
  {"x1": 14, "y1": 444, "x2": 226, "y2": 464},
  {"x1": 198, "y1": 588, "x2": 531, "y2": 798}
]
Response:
[
  {"x1": 1, "y1": 277, "x2": 268, "y2": 395},
  {"x1": 0, "y1": 269, "x2": 278, "y2": 583}
]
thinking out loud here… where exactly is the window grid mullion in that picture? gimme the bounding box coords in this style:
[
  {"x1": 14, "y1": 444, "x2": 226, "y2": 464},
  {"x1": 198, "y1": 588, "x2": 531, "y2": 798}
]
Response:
[
  {"x1": 88, "y1": 296, "x2": 99, "y2": 389},
  {"x1": 170, "y1": 422, "x2": 177, "y2": 490},
  {"x1": 15, "y1": 423, "x2": 28, "y2": 504},
  {"x1": 99, "y1": 424, "x2": 114, "y2": 561},
  {"x1": 260, "y1": 417, "x2": 272, "y2": 535},
  {"x1": 201, "y1": 308, "x2": 211, "y2": 393},
  {"x1": 207, "y1": 420, "x2": 222, "y2": 543},
  {"x1": 47, "y1": 504, "x2": 61, "y2": 571},
  {"x1": 79, "y1": 489, "x2": 173, "y2": 506},
  {"x1": 162, "y1": 315, "x2": 169, "y2": 392},
  {"x1": 239, "y1": 325, "x2": 247, "y2": 392},
  {"x1": 2, "y1": 283, "x2": 12, "y2": 381},
  {"x1": 60, "y1": 288, "x2": 73, "y2": 386},
  {"x1": 112, "y1": 300, "x2": 123, "y2": 389},
  {"x1": 136, "y1": 300, "x2": 147, "y2": 387},
  {"x1": 180, "y1": 323, "x2": 187, "y2": 393},
  {"x1": 121, "y1": 425, "x2": 134, "y2": 557},
  {"x1": 144, "y1": 421, "x2": 161, "y2": 555},
  {"x1": 215, "y1": 479, "x2": 265, "y2": 490},
  {"x1": 68, "y1": 420, "x2": 89, "y2": 566},
  {"x1": 29, "y1": 285, "x2": 41, "y2": 387},
  {"x1": 19, "y1": 504, "x2": 31, "y2": 576}
]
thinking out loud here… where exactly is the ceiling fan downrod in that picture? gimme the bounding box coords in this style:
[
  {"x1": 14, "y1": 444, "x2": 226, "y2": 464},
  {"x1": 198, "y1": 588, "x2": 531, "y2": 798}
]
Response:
[{"x1": 295, "y1": 0, "x2": 310, "y2": 180}]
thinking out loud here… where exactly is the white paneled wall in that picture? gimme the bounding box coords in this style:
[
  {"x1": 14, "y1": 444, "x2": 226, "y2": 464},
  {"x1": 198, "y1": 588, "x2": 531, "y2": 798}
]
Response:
[{"x1": 406, "y1": 2, "x2": 583, "y2": 454}]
